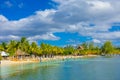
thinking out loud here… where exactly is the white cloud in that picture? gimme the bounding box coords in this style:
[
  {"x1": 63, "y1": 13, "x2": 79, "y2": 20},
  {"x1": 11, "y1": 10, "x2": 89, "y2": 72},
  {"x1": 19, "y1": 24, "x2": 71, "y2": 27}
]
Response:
[
  {"x1": 0, "y1": 15, "x2": 8, "y2": 22},
  {"x1": 27, "y1": 33, "x2": 60, "y2": 41},
  {"x1": 52, "y1": 0, "x2": 120, "y2": 43},
  {"x1": 0, "y1": 35, "x2": 20, "y2": 41},
  {"x1": 88, "y1": 1, "x2": 113, "y2": 10},
  {"x1": 92, "y1": 39, "x2": 101, "y2": 43},
  {"x1": 93, "y1": 31, "x2": 120, "y2": 40},
  {"x1": 0, "y1": 9, "x2": 61, "y2": 42}
]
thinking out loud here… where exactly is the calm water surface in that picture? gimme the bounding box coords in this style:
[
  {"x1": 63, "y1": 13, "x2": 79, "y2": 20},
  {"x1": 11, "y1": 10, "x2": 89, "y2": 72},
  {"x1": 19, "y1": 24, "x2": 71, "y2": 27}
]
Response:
[{"x1": 0, "y1": 56, "x2": 120, "y2": 80}]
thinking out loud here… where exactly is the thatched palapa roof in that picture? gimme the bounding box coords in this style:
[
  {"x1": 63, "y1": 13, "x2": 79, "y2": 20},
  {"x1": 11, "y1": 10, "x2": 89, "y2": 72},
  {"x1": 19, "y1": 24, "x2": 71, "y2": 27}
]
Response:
[
  {"x1": 15, "y1": 49, "x2": 29, "y2": 56},
  {"x1": 77, "y1": 46, "x2": 84, "y2": 50}
]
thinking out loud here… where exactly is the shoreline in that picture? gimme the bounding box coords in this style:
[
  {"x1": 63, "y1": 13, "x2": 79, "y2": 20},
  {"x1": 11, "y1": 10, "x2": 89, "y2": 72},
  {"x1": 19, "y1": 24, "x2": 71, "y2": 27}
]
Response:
[{"x1": 0, "y1": 55, "x2": 97, "y2": 66}]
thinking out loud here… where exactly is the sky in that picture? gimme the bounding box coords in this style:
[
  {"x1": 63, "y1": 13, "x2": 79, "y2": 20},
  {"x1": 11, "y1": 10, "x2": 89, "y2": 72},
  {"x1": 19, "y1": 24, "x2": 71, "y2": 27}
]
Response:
[{"x1": 0, "y1": 0, "x2": 120, "y2": 46}]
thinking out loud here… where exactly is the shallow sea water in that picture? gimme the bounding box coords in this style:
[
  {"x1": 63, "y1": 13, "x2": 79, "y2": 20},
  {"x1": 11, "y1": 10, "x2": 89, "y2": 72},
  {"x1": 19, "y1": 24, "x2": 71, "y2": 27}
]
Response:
[{"x1": 0, "y1": 56, "x2": 120, "y2": 80}]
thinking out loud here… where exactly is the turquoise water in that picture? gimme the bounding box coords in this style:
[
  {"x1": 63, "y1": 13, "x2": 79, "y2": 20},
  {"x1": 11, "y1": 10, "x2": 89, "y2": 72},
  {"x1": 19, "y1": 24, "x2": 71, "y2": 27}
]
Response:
[{"x1": 1, "y1": 56, "x2": 120, "y2": 80}]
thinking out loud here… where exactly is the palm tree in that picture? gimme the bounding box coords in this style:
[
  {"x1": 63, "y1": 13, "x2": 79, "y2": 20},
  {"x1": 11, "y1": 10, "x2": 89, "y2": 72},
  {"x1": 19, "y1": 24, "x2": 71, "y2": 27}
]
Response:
[
  {"x1": 101, "y1": 41, "x2": 114, "y2": 55},
  {"x1": 37, "y1": 47, "x2": 43, "y2": 62},
  {"x1": 1, "y1": 42, "x2": 8, "y2": 51},
  {"x1": 41, "y1": 43, "x2": 47, "y2": 57},
  {"x1": 64, "y1": 45, "x2": 75, "y2": 55},
  {"x1": 19, "y1": 37, "x2": 28, "y2": 51},
  {"x1": 81, "y1": 42, "x2": 88, "y2": 50},
  {"x1": 7, "y1": 40, "x2": 17, "y2": 56}
]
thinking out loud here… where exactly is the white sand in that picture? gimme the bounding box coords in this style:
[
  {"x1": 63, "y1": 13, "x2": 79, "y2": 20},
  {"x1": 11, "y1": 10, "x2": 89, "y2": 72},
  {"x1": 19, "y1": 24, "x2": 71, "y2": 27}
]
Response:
[
  {"x1": 0, "y1": 55, "x2": 97, "y2": 66},
  {"x1": 0, "y1": 60, "x2": 37, "y2": 66}
]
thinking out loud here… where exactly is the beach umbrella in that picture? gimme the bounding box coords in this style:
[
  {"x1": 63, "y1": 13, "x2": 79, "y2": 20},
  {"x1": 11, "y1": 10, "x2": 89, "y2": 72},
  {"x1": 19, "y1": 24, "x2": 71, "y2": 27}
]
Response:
[{"x1": 0, "y1": 51, "x2": 9, "y2": 57}]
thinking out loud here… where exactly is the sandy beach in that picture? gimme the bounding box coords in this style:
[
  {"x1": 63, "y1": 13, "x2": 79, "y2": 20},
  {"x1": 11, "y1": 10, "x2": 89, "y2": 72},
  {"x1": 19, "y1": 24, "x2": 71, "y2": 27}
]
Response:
[
  {"x1": 0, "y1": 60, "x2": 38, "y2": 66},
  {"x1": 0, "y1": 55, "x2": 97, "y2": 66}
]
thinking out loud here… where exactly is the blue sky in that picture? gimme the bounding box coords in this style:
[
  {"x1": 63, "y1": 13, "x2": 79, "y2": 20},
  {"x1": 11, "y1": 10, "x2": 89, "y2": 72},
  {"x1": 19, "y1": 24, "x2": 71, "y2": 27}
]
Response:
[
  {"x1": 0, "y1": 0, "x2": 120, "y2": 46},
  {"x1": 0, "y1": 0, "x2": 56, "y2": 20}
]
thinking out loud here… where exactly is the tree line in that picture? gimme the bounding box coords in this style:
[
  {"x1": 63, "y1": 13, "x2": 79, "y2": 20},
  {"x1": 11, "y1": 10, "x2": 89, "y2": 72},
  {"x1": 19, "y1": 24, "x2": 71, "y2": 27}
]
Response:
[{"x1": 0, "y1": 37, "x2": 120, "y2": 58}]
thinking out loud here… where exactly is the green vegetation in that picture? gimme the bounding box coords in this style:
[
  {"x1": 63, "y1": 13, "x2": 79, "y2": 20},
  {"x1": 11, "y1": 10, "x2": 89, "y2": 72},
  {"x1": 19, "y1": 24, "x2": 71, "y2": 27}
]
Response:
[
  {"x1": 0, "y1": 53, "x2": 2, "y2": 64},
  {"x1": 101, "y1": 41, "x2": 114, "y2": 54},
  {"x1": 0, "y1": 37, "x2": 120, "y2": 57},
  {"x1": 0, "y1": 54, "x2": 2, "y2": 60}
]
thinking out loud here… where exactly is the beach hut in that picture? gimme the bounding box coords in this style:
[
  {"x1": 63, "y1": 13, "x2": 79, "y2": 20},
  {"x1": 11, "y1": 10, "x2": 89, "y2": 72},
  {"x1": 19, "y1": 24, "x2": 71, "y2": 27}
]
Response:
[
  {"x1": 77, "y1": 46, "x2": 84, "y2": 50},
  {"x1": 15, "y1": 49, "x2": 30, "y2": 60},
  {"x1": 76, "y1": 46, "x2": 84, "y2": 56}
]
